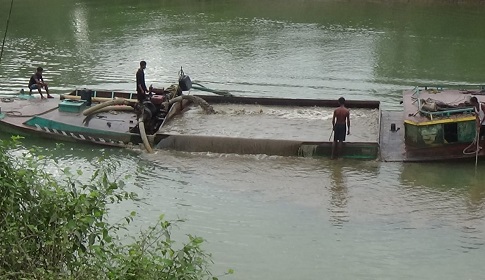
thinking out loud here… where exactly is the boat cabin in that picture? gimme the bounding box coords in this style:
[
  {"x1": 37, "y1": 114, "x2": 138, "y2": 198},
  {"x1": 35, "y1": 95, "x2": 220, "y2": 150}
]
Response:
[{"x1": 403, "y1": 86, "x2": 481, "y2": 148}]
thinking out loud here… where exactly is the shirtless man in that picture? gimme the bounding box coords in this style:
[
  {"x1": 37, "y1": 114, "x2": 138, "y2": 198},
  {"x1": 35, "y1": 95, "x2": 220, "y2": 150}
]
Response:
[{"x1": 331, "y1": 97, "x2": 350, "y2": 159}]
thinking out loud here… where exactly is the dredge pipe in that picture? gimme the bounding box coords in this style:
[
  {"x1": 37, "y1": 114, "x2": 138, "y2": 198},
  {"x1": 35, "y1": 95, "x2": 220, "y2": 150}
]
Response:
[
  {"x1": 83, "y1": 98, "x2": 129, "y2": 116},
  {"x1": 138, "y1": 117, "x2": 153, "y2": 153},
  {"x1": 61, "y1": 94, "x2": 138, "y2": 104}
]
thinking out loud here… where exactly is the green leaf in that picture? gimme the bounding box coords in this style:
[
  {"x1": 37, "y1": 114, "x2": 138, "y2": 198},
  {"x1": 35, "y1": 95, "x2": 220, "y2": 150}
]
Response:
[
  {"x1": 89, "y1": 234, "x2": 96, "y2": 246},
  {"x1": 63, "y1": 167, "x2": 71, "y2": 175}
]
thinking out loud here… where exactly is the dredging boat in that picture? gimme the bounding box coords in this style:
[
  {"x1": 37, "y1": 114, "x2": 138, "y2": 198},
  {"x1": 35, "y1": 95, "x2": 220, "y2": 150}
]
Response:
[
  {"x1": 0, "y1": 72, "x2": 380, "y2": 159},
  {"x1": 1, "y1": 72, "x2": 482, "y2": 162},
  {"x1": 380, "y1": 85, "x2": 484, "y2": 162}
]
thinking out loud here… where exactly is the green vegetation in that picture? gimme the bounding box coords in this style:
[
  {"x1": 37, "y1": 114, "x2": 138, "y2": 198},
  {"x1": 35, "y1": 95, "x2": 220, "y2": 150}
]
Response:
[{"x1": 0, "y1": 137, "x2": 231, "y2": 279}]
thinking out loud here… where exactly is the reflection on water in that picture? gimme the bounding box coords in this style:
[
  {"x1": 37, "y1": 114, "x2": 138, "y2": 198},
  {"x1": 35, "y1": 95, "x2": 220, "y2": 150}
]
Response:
[
  {"x1": 328, "y1": 161, "x2": 350, "y2": 226},
  {"x1": 2, "y1": 134, "x2": 485, "y2": 279},
  {"x1": 400, "y1": 162, "x2": 485, "y2": 206},
  {"x1": 399, "y1": 162, "x2": 485, "y2": 252}
]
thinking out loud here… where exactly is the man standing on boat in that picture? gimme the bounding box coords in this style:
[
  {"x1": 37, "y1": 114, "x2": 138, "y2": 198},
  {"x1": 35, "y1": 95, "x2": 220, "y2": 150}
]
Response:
[
  {"x1": 470, "y1": 96, "x2": 485, "y2": 141},
  {"x1": 136, "y1": 60, "x2": 149, "y2": 102},
  {"x1": 28, "y1": 67, "x2": 52, "y2": 99},
  {"x1": 331, "y1": 97, "x2": 350, "y2": 159}
]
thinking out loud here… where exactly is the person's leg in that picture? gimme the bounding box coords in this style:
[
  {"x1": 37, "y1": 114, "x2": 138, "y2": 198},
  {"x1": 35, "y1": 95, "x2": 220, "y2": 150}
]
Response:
[
  {"x1": 36, "y1": 83, "x2": 45, "y2": 98},
  {"x1": 137, "y1": 90, "x2": 147, "y2": 103},
  {"x1": 44, "y1": 84, "x2": 53, "y2": 98},
  {"x1": 29, "y1": 84, "x2": 37, "y2": 95},
  {"x1": 332, "y1": 125, "x2": 343, "y2": 159},
  {"x1": 336, "y1": 141, "x2": 343, "y2": 158}
]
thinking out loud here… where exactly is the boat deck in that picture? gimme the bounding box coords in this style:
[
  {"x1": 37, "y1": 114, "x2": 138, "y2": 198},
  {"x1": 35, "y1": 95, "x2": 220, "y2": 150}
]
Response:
[
  {"x1": 0, "y1": 95, "x2": 141, "y2": 146},
  {"x1": 0, "y1": 95, "x2": 137, "y2": 133},
  {"x1": 0, "y1": 95, "x2": 58, "y2": 125}
]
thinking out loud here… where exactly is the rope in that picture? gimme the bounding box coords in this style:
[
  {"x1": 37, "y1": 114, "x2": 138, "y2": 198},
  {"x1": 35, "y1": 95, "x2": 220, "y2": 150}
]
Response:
[
  {"x1": 1, "y1": 97, "x2": 14, "y2": 102},
  {"x1": 4, "y1": 110, "x2": 39, "y2": 118},
  {"x1": 463, "y1": 129, "x2": 480, "y2": 155},
  {"x1": 0, "y1": 0, "x2": 14, "y2": 64}
]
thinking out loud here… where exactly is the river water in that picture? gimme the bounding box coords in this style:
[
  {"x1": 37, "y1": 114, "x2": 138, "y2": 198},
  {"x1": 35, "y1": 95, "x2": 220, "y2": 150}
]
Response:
[{"x1": 1, "y1": 0, "x2": 484, "y2": 279}]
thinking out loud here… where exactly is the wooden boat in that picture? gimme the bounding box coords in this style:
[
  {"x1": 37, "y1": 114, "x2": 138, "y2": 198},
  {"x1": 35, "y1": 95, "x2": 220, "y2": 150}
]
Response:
[
  {"x1": 380, "y1": 85, "x2": 485, "y2": 162},
  {"x1": 0, "y1": 75, "x2": 380, "y2": 159}
]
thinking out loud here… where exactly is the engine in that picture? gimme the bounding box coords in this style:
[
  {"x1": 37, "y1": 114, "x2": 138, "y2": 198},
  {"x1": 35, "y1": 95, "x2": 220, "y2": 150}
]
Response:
[{"x1": 130, "y1": 94, "x2": 168, "y2": 135}]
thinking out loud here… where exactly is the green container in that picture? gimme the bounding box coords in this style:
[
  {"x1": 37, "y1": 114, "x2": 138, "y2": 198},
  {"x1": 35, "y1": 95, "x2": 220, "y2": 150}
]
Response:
[{"x1": 58, "y1": 100, "x2": 86, "y2": 113}]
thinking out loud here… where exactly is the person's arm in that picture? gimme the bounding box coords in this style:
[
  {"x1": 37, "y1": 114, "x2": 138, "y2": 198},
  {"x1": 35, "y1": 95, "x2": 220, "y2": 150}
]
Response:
[
  {"x1": 481, "y1": 103, "x2": 485, "y2": 125},
  {"x1": 34, "y1": 76, "x2": 42, "y2": 85},
  {"x1": 346, "y1": 111, "x2": 350, "y2": 135},
  {"x1": 141, "y1": 80, "x2": 148, "y2": 93}
]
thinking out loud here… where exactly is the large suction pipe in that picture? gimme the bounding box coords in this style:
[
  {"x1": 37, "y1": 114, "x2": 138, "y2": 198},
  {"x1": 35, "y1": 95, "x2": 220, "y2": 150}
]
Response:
[
  {"x1": 82, "y1": 98, "x2": 130, "y2": 116},
  {"x1": 61, "y1": 94, "x2": 138, "y2": 104},
  {"x1": 138, "y1": 117, "x2": 153, "y2": 153}
]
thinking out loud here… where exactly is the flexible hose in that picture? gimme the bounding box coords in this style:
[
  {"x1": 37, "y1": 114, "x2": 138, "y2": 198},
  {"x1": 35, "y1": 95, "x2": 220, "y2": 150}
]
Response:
[
  {"x1": 138, "y1": 117, "x2": 153, "y2": 153},
  {"x1": 159, "y1": 94, "x2": 214, "y2": 130},
  {"x1": 191, "y1": 83, "x2": 232, "y2": 97},
  {"x1": 61, "y1": 94, "x2": 138, "y2": 104},
  {"x1": 84, "y1": 105, "x2": 133, "y2": 116},
  {"x1": 82, "y1": 98, "x2": 128, "y2": 116},
  {"x1": 168, "y1": 94, "x2": 214, "y2": 113}
]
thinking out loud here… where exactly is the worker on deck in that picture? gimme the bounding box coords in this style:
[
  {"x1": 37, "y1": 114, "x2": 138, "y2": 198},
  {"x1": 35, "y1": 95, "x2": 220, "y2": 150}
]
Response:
[
  {"x1": 331, "y1": 97, "x2": 351, "y2": 159},
  {"x1": 136, "y1": 61, "x2": 149, "y2": 102},
  {"x1": 29, "y1": 67, "x2": 53, "y2": 99}
]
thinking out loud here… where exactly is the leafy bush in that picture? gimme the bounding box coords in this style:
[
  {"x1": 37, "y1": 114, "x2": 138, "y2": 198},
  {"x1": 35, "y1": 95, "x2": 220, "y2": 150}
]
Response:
[{"x1": 0, "y1": 137, "x2": 230, "y2": 279}]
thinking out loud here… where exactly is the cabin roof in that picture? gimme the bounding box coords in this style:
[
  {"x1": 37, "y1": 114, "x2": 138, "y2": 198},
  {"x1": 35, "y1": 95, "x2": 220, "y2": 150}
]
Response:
[{"x1": 403, "y1": 88, "x2": 483, "y2": 125}]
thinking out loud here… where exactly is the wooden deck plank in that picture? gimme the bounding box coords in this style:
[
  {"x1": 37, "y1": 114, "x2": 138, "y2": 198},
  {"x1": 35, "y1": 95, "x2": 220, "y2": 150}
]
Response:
[{"x1": 379, "y1": 110, "x2": 406, "y2": 162}]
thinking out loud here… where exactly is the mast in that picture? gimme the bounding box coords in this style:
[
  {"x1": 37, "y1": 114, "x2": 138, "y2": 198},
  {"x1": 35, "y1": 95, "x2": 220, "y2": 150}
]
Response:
[{"x1": 0, "y1": 0, "x2": 15, "y2": 64}]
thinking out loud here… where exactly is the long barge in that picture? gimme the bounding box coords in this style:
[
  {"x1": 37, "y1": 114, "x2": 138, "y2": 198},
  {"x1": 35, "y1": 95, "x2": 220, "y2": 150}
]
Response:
[{"x1": 1, "y1": 83, "x2": 483, "y2": 162}]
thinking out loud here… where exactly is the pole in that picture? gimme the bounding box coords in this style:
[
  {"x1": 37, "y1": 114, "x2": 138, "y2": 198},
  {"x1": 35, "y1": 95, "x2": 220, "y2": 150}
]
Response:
[
  {"x1": 0, "y1": 0, "x2": 14, "y2": 64},
  {"x1": 328, "y1": 124, "x2": 335, "y2": 141},
  {"x1": 475, "y1": 129, "x2": 480, "y2": 172}
]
